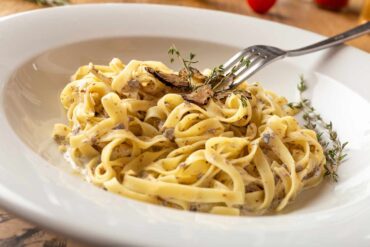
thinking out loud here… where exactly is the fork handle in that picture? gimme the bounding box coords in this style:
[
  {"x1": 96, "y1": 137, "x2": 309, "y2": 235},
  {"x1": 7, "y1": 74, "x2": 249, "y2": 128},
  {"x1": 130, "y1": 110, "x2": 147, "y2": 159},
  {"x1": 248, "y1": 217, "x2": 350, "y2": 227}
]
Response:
[{"x1": 286, "y1": 21, "x2": 370, "y2": 57}]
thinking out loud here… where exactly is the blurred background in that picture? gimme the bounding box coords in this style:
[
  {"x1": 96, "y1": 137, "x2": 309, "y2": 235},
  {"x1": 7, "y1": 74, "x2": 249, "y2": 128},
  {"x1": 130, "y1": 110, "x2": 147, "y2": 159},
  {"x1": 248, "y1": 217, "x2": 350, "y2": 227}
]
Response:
[
  {"x1": 0, "y1": 0, "x2": 369, "y2": 246},
  {"x1": 1, "y1": 0, "x2": 369, "y2": 52}
]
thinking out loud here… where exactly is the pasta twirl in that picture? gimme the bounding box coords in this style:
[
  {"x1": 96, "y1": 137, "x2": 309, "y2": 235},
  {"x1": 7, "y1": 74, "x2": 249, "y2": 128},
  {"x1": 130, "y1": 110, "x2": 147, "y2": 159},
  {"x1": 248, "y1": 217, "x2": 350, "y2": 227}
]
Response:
[{"x1": 53, "y1": 58, "x2": 326, "y2": 215}]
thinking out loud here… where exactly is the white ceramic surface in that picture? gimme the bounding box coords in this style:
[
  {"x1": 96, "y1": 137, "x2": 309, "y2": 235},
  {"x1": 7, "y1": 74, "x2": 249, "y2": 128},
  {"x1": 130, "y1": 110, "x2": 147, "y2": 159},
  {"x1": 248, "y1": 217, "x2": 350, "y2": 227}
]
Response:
[{"x1": 0, "y1": 4, "x2": 369, "y2": 246}]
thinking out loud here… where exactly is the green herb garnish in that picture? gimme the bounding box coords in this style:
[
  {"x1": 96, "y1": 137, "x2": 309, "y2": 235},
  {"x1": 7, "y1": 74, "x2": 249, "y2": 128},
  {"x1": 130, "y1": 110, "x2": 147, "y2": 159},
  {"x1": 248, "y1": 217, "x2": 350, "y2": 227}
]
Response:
[
  {"x1": 232, "y1": 90, "x2": 251, "y2": 108},
  {"x1": 289, "y1": 75, "x2": 348, "y2": 181},
  {"x1": 168, "y1": 45, "x2": 198, "y2": 83},
  {"x1": 240, "y1": 94, "x2": 249, "y2": 108},
  {"x1": 167, "y1": 46, "x2": 251, "y2": 107},
  {"x1": 210, "y1": 57, "x2": 251, "y2": 90},
  {"x1": 204, "y1": 64, "x2": 224, "y2": 85}
]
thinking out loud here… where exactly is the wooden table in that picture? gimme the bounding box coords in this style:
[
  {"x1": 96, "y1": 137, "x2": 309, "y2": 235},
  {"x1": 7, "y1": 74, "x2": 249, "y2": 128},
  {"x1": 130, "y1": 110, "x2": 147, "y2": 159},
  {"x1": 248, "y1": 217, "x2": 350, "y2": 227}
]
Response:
[
  {"x1": 1, "y1": 0, "x2": 369, "y2": 52},
  {"x1": 0, "y1": 1, "x2": 369, "y2": 246}
]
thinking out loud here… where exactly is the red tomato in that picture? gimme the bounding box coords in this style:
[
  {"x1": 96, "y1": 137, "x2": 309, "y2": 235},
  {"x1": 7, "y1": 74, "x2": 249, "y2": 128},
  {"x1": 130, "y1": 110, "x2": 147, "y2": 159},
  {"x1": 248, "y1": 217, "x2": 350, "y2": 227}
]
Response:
[
  {"x1": 314, "y1": 0, "x2": 349, "y2": 10},
  {"x1": 247, "y1": 0, "x2": 277, "y2": 14}
]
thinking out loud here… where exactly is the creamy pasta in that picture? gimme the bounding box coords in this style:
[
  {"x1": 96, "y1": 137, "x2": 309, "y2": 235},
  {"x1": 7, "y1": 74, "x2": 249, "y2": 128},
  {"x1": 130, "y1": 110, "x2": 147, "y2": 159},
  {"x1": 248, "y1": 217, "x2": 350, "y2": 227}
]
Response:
[{"x1": 53, "y1": 58, "x2": 326, "y2": 215}]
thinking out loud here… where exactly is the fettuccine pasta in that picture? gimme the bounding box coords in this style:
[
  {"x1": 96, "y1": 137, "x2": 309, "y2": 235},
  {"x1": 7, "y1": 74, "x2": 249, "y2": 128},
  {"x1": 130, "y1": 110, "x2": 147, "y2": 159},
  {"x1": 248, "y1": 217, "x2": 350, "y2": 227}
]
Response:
[{"x1": 53, "y1": 58, "x2": 325, "y2": 215}]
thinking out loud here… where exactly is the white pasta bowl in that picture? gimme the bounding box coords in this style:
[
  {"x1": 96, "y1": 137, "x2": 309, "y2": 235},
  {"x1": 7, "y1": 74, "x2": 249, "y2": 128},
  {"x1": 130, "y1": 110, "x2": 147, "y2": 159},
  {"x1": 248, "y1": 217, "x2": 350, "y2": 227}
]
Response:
[{"x1": 0, "y1": 4, "x2": 369, "y2": 246}]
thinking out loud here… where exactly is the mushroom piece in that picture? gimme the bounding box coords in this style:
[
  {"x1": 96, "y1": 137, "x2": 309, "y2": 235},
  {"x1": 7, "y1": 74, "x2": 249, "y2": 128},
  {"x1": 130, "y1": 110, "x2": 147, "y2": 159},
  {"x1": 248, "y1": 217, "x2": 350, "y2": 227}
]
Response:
[
  {"x1": 245, "y1": 182, "x2": 263, "y2": 193},
  {"x1": 146, "y1": 66, "x2": 248, "y2": 106},
  {"x1": 127, "y1": 79, "x2": 140, "y2": 90},
  {"x1": 179, "y1": 67, "x2": 207, "y2": 83},
  {"x1": 182, "y1": 84, "x2": 214, "y2": 105},
  {"x1": 163, "y1": 128, "x2": 175, "y2": 141},
  {"x1": 145, "y1": 67, "x2": 190, "y2": 89}
]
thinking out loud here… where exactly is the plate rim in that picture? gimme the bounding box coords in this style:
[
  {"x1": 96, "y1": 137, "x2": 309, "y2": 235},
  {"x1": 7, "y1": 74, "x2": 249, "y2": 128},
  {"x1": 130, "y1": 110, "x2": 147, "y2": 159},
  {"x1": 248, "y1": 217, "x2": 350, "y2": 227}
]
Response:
[{"x1": 0, "y1": 3, "x2": 369, "y2": 246}]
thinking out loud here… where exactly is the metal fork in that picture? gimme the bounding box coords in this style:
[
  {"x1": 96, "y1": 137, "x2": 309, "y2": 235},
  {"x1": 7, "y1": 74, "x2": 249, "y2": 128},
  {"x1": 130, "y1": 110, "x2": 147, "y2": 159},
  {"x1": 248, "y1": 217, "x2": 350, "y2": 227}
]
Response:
[{"x1": 220, "y1": 21, "x2": 370, "y2": 91}]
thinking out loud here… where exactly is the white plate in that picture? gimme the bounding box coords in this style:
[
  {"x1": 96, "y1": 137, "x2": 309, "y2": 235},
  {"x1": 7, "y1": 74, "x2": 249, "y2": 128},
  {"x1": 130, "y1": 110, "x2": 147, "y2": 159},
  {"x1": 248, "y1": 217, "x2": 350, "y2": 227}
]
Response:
[{"x1": 0, "y1": 4, "x2": 369, "y2": 246}]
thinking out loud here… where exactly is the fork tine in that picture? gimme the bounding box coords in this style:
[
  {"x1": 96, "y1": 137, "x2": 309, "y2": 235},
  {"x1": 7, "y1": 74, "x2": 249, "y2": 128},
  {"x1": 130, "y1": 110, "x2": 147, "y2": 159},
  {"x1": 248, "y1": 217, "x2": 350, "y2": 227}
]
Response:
[
  {"x1": 222, "y1": 48, "x2": 252, "y2": 72},
  {"x1": 232, "y1": 53, "x2": 262, "y2": 76},
  {"x1": 223, "y1": 51, "x2": 255, "y2": 76},
  {"x1": 227, "y1": 59, "x2": 267, "y2": 89},
  {"x1": 221, "y1": 45, "x2": 287, "y2": 91},
  {"x1": 215, "y1": 57, "x2": 265, "y2": 91}
]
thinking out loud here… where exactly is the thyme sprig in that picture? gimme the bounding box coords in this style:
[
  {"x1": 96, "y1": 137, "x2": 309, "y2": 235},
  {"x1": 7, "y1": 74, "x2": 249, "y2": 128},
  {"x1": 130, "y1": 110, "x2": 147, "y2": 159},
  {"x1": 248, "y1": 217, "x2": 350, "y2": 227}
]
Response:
[
  {"x1": 239, "y1": 94, "x2": 249, "y2": 107},
  {"x1": 28, "y1": 0, "x2": 69, "y2": 6},
  {"x1": 168, "y1": 45, "x2": 198, "y2": 83},
  {"x1": 204, "y1": 64, "x2": 224, "y2": 85},
  {"x1": 167, "y1": 46, "x2": 251, "y2": 107},
  {"x1": 209, "y1": 57, "x2": 251, "y2": 90},
  {"x1": 288, "y1": 75, "x2": 348, "y2": 182},
  {"x1": 232, "y1": 90, "x2": 250, "y2": 107},
  {"x1": 204, "y1": 58, "x2": 251, "y2": 107}
]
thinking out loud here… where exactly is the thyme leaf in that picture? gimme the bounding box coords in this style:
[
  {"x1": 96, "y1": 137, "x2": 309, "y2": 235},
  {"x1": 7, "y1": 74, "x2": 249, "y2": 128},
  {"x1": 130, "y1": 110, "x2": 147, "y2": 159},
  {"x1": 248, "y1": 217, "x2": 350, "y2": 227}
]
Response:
[
  {"x1": 290, "y1": 75, "x2": 348, "y2": 182},
  {"x1": 232, "y1": 89, "x2": 251, "y2": 108},
  {"x1": 205, "y1": 64, "x2": 224, "y2": 85},
  {"x1": 210, "y1": 57, "x2": 251, "y2": 90},
  {"x1": 168, "y1": 45, "x2": 198, "y2": 83},
  {"x1": 240, "y1": 94, "x2": 249, "y2": 108}
]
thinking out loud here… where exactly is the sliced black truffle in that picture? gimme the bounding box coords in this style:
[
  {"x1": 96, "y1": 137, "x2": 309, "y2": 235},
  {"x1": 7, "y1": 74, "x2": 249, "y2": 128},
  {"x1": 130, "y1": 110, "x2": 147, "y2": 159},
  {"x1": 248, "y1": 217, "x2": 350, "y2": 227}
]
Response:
[
  {"x1": 146, "y1": 67, "x2": 189, "y2": 89},
  {"x1": 183, "y1": 85, "x2": 214, "y2": 105}
]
